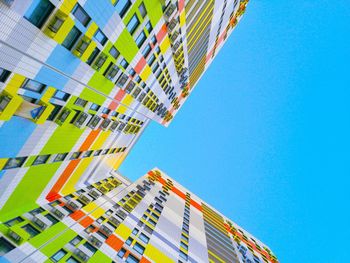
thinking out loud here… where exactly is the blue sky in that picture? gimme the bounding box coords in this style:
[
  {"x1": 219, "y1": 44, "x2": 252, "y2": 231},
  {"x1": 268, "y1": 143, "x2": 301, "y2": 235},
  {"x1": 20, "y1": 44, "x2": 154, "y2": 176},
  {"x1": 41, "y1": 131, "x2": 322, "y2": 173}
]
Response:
[{"x1": 120, "y1": 1, "x2": 350, "y2": 262}]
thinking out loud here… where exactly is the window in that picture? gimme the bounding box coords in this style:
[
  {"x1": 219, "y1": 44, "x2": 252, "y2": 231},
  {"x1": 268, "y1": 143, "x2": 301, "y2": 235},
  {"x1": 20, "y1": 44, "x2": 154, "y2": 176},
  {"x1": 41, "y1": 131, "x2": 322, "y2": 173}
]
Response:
[
  {"x1": 138, "y1": 2, "x2": 147, "y2": 18},
  {"x1": 82, "y1": 150, "x2": 93, "y2": 158},
  {"x1": 133, "y1": 242, "x2": 145, "y2": 255},
  {"x1": 5, "y1": 217, "x2": 24, "y2": 227},
  {"x1": 126, "y1": 254, "x2": 139, "y2": 263},
  {"x1": 51, "y1": 249, "x2": 67, "y2": 262},
  {"x1": 151, "y1": 35, "x2": 157, "y2": 44},
  {"x1": 125, "y1": 237, "x2": 133, "y2": 246},
  {"x1": 86, "y1": 47, "x2": 100, "y2": 65},
  {"x1": 93, "y1": 150, "x2": 102, "y2": 156},
  {"x1": 180, "y1": 241, "x2": 188, "y2": 250},
  {"x1": 53, "y1": 153, "x2": 67, "y2": 162},
  {"x1": 70, "y1": 152, "x2": 81, "y2": 160},
  {"x1": 109, "y1": 46, "x2": 120, "y2": 59},
  {"x1": 132, "y1": 228, "x2": 139, "y2": 235},
  {"x1": 74, "y1": 98, "x2": 88, "y2": 107},
  {"x1": 3, "y1": 157, "x2": 27, "y2": 170},
  {"x1": 120, "y1": 59, "x2": 129, "y2": 69},
  {"x1": 0, "y1": 68, "x2": 11, "y2": 83},
  {"x1": 94, "y1": 29, "x2": 107, "y2": 45},
  {"x1": 83, "y1": 242, "x2": 97, "y2": 253},
  {"x1": 22, "y1": 224, "x2": 40, "y2": 238},
  {"x1": 70, "y1": 236, "x2": 83, "y2": 246},
  {"x1": 72, "y1": 4, "x2": 91, "y2": 26},
  {"x1": 62, "y1": 26, "x2": 82, "y2": 50},
  {"x1": 179, "y1": 251, "x2": 188, "y2": 261},
  {"x1": 102, "y1": 108, "x2": 111, "y2": 114},
  {"x1": 53, "y1": 90, "x2": 70, "y2": 101},
  {"x1": 139, "y1": 233, "x2": 149, "y2": 244},
  {"x1": 147, "y1": 55, "x2": 155, "y2": 66},
  {"x1": 33, "y1": 154, "x2": 50, "y2": 165},
  {"x1": 0, "y1": 237, "x2": 15, "y2": 256},
  {"x1": 135, "y1": 31, "x2": 146, "y2": 48},
  {"x1": 24, "y1": 0, "x2": 54, "y2": 29},
  {"x1": 115, "y1": 0, "x2": 131, "y2": 18},
  {"x1": 142, "y1": 44, "x2": 151, "y2": 58},
  {"x1": 117, "y1": 248, "x2": 126, "y2": 258},
  {"x1": 90, "y1": 103, "x2": 100, "y2": 111},
  {"x1": 22, "y1": 79, "x2": 46, "y2": 93},
  {"x1": 126, "y1": 14, "x2": 140, "y2": 35},
  {"x1": 66, "y1": 257, "x2": 79, "y2": 263},
  {"x1": 145, "y1": 21, "x2": 152, "y2": 33}
]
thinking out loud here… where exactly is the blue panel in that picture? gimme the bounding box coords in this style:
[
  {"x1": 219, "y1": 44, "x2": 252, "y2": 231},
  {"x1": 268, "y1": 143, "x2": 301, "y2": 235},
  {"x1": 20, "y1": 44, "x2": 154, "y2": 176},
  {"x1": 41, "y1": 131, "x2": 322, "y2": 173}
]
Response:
[
  {"x1": 45, "y1": 45, "x2": 81, "y2": 83},
  {"x1": 35, "y1": 66, "x2": 69, "y2": 91},
  {"x1": 84, "y1": 0, "x2": 114, "y2": 29},
  {"x1": 0, "y1": 171, "x2": 4, "y2": 180},
  {"x1": 0, "y1": 116, "x2": 36, "y2": 157},
  {"x1": 0, "y1": 256, "x2": 11, "y2": 263}
]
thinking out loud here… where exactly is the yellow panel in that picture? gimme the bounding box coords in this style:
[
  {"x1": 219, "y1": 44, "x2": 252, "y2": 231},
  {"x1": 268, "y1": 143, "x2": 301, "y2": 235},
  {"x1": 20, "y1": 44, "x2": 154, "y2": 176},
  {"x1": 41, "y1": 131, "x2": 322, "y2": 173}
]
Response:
[
  {"x1": 60, "y1": 0, "x2": 78, "y2": 15},
  {"x1": 116, "y1": 105, "x2": 127, "y2": 114},
  {"x1": 180, "y1": 12, "x2": 186, "y2": 27},
  {"x1": 5, "y1": 74, "x2": 26, "y2": 94},
  {"x1": 61, "y1": 158, "x2": 93, "y2": 195},
  {"x1": 143, "y1": 243, "x2": 175, "y2": 263},
  {"x1": 54, "y1": 17, "x2": 75, "y2": 44},
  {"x1": 140, "y1": 65, "x2": 152, "y2": 81},
  {"x1": 86, "y1": 22, "x2": 99, "y2": 39},
  {"x1": 41, "y1": 87, "x2": 56, "y2": 102},
  {"x1": 0, "y1": 159, "x2": 8, "y2": 170},
  {"x1": 81, "y1": 41, "x2": 97, "y2": 62},
  {"x1": 115, "y1": 223, "x2": 132, "y2": 240},
  {"x1": 90, "y1": 207, "x2": 105, "y2": 218},
  {"x1": 83, "y1": 202, "x2": 97, "y2": 213},
  {"x1": 121, "y1": 94, "x2": 133, "y2": 106},
  {"x1": 111, "y1": 153, "x2": 127, "y2": 170},
  {"x1": 160, "y1": 37, "x2": 171, "y2": 54},
  {"x1": 91, "y1": 130, "x2": 111, "y2": 150}
]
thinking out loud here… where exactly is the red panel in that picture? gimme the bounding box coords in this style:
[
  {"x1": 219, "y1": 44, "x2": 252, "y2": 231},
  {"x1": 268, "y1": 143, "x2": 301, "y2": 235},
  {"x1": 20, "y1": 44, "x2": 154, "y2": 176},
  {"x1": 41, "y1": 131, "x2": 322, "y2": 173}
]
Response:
[
  {"x1": 135, "y1": 57, "x2": 147, "y2": 74},
  {"x1": 140, "y1": 257, "x2": 152, "y2": 263},
  {"x1": 70, "y1": 210, "x2": 85, "y2": 221},
  {"x1": 79, "y1": 216, "x2": 94, "y2": 228},
  {"x1": 178, "y1": 0, "x2": 185, "y2": 11},
  {"x1": 115, "y1": 89, "x2": 126, "y2": 101},
  {"x1": 172, "y1": 186, "x2": 186, "y2": 200},
  {"x1": 156, "y1": 24, "x2": 167, "y2": 43},
  {"x1": 106, "y1": 234, "x2": 124, "y2": 251},
  {"x1": 190, "y1": 199, "x2": 202, "y2": 211},
  {"x1": 79, "y1": 130, "x2": 100, "y2": 151}
]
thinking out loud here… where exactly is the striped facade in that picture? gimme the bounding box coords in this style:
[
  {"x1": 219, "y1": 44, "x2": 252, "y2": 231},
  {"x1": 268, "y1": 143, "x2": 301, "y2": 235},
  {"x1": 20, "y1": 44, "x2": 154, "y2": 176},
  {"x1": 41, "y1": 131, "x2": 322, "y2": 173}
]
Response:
[
  {"x1": 0, "y1": 0, "x2": 277, "y2": 262},
  {"x1": 0, "y1": 168, "x2": 278, "y2": 263}
]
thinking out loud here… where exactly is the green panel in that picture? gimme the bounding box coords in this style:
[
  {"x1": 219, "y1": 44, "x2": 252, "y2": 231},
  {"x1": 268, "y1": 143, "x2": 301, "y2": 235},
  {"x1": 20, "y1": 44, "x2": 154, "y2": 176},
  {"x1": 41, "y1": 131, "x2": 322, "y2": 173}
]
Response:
[
  {"x1": 144, "y1": 0, "x2": 164, "y2": 26},
  {"x1": 115, "y1": 29, "x2": 139, "y2": 62},
  {"x1": 86, "y1": 73, "x2": 115, "y2": 98},
  {"x1": 89, "y1": 250, "x2": 111, "y2": 262},
  {"x1": 31, "y1": 223, "x2": 76, "y2": 256},
  {"x1": 0, "y1": 163, "x2": 61, "y2": 222},
  {"x1": 40, "y1": 125, "x2": 84, "y2": 155}
]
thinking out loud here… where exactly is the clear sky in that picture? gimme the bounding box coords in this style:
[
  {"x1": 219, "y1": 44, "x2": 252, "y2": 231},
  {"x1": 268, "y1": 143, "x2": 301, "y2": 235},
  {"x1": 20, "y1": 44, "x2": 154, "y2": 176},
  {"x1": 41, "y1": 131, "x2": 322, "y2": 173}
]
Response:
[{"x1": 120, "y1": 1, "x2": 350, "y2": 262}]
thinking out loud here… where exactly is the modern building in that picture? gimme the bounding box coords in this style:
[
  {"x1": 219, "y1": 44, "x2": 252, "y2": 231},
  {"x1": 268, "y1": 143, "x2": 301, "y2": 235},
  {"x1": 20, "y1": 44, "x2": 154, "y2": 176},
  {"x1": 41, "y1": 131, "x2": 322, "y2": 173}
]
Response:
[
  {"x1": 0, "y1": 168, "x2": 278, "y2": 263},
  {"x1": 0, "y1": 0, "x2": 278, "y2": 262},
  {"x1": 0, "y1": 0, "x2": 249, "y2": 223}
]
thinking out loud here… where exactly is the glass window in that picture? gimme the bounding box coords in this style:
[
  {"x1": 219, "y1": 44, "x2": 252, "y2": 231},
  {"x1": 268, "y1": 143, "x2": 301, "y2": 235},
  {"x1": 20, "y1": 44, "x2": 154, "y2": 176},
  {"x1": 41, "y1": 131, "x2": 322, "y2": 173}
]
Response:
[
  {"x1": 0, "y1": 68, "x2": 11, "y2": 83},
  {"x1": 109, "y1": 46, "x2": 120, "y2": 59},
  {"x1": 53, "y1": 153, "x2": 68, "y2": 162},
  {"x1": 135, "y1": 31, "x2": 146, "y2": 48},
  {"x1": 145, "y1": 21, "x2": 152, "y2": 33},
  {"x1": 62, "y1": 26, "x2": 82, "y2": 50},
  {"x1": 24, "y1": 0, "x2": 54, "y2": 29},
  {"x1": 53, "y1": 90, "x2": 70, "y2": 101},
  {"x1": 0, "y1": 237, "x2": 15, "y2": 256},
  {"x1": 115, "y1": 0, "x2": 131, "y2": 18},
  {"x1": 51, "y1": 249, "x2": 67, "y2": 262},
  {"x1": 94, "y1": 29, "x2": 107, "y2": 45},
  {"x1": 5, "y1": 217, "x2": 24, "y2": 227},
  {"x1": 126, "y1": 14, "x2": 140, "y2": 35},
  {"x1": 22, "y1": 79, "x2": 46, "y2": 93},
  {"x1": 142, "y1": 44, "x2": 151, "y2": 58},
  {"x1": 22, "y1": 224, "x2": 40, "y2": 238},
  {"x1": 82, "y1": 150, "x2": 93, "y2": 158},
  {"x1": 72, "y1": 4, "x2": 91, "y2": 26},
  {"x1": 102, "y1": 108, "x2": 111, "y2": 114},
  {"x1": 125, "y1": 237, "x2": 133, "y2": 246},
  {"x1": 139, "y1": 233, "x2": 149, "y2": 243},
  {"x1": 3, "y1": 157, "x2": 27, "y2": 170},
  {"x1": 138, "y1": 2, "x2": 147, "y2": 18},
  {"x1": 151, "y1": 35, "x2": 157, "y2": 44},
  {"x1": 33, "y1": 154, "x2": 50, "y2": 165},
  {"x1": 90, "y1": 103, "x2": 100, "y2": 111},
  {"x1": 86, "y1": 47, "x2": 100, "y2": 65},
  {"x1": 147, "y1": 55, "x2": 155, "y2": 66},
  {"x1": 70, "y1": 236, "x2": 83, "y2": 246},
  {"x1": 179, "y1": 250, "x2": 188, "y2": 260},
  {"x1": 126, "y1": 254, "x2": 139, "y2": 263},
  {"x1": 93, "y1": 150, "x2": 102, "y2": 156},
  {"x1": 117, "y1": 248, "x2": 126, "y2": 258},
  {"x1": 66, "y1": 257, "x2": 79, "y2": 263},
  {"x1": 83, "y1": 242, "x2": 97, "y2": 253},
  {"x1": 70, "y1": 152, "x2": 81, "y2": 160},
  {"x1": 133, "y1": 242, "x2": 145, "y2": 255},
  {"x1": 120, "y1": 59, "x2": 129, "y2": 69},
  {"x1": 74, "y1": 98, "x2": 88, "y2": 107}
]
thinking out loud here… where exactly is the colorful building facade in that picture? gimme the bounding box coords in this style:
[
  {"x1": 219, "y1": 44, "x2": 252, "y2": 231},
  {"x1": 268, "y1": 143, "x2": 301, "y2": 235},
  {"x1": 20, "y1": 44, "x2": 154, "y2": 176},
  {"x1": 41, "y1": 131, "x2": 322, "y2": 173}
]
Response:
[
  {"x1": 0, "y1": 168, "x2": 278, "y2": 263},
  {"x1": 0, "y1": 0, "x2": 278, "y2": 262}
]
